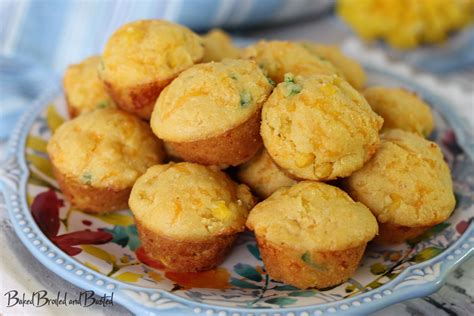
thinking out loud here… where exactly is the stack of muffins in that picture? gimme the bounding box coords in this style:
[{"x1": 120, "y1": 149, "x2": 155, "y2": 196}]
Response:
[{"x1": 47, "y1": 19, "x2": 455, "y2": 290}]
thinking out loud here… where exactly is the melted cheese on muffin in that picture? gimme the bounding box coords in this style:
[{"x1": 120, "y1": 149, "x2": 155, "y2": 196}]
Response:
[
  {"x1": 47, "y1": 108, "x2": 164, "y2": 189},
  {"x1": 261, "y1": 73, "x2": 383, "y2": 180},
  {"x1": 129, "y1": 163, "x2": 254, "y2": 239},
  {"x1": 151, "y1": 59, "x2": 272, "y2": 142},
  {"x1": 247, "y1": 181, "x2": 378, "y2": 251},
  {"x1": 345, "y1": 129, "x2": 455, "y2": 227},
  {"x1": 101, "y1": 19, "x2": 204, "y2": 88}
]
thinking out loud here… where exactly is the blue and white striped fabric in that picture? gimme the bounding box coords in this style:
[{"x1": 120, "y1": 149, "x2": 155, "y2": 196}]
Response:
[{"x1": 0, "y1": 0, "x2": 332, "y2": 140}]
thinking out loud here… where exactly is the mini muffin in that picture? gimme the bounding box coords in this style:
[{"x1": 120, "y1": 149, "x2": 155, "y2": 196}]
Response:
[
  {"x1": 202, "y1": 29, "x2": 241, "y2": 62},
  {"x1": 363, "y1": 87, "x2": 434, "y2": 137},
  {"x1": 247, "y1": 181, "x2": 378, "y2": 289},
  {"x1": 261, "y1": 73, "x2": 383, "y2": 181},
  {"x1": 242, "y1": 40, "x2": 340, "y2": 83},
  {"x1": 129, "y1": 162, "x2": 254, "y2": 272},
  {"x1": 151, "y1": 59, "x2": 273, "y2": 166},
  {"x1": 237, "y1": 148, "x2": 297, "y2": 198},
  {"x1": 47, "y1": 109, "x2": 164, "y2": 213},
  {"x1": 345, "y1": 129, "x2": 455, "y2": 244},
  {"x1": 100, "y1": 20, "x2": 204, "y2": 119},
  {"x1": 63, "y1": 56, "x2": 115, "y2": 117},
  {"x1": 300, "y1": 42, "x2": 366, "y2": 90}
]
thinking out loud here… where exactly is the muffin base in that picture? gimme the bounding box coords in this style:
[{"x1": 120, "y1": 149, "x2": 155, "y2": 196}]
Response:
[
  {"x1": 53, "y1": 167, "x2": 130, "y2": 214},
  {"x1": 257, "y1": 238, "x2": 366, "y2": 289},
  {"x1": 168, "y1": 110, "x2": 262, "y2": 166},
  {"x1": 375, "y1": 222, "x2": 430, "y2": 244},
  {"x1": 104, "y1": 78, "x2": 173, "y2": 120},
  {"x1": 136, "y1": 220, "x2": 237, "y2": 272}
]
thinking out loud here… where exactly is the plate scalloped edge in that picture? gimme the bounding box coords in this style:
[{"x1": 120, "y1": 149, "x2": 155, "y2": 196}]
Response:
[{"x1": 0, "y1": 47, "x2": 473, "y2": 315}]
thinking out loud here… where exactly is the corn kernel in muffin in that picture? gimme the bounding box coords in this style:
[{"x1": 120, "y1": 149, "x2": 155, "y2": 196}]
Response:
[
  {"x1": 237, "y1": 148, "x2": 297, "y2": 198},
  {"x1": 261, "y1": 73, "x2": 383, "y2": 181},
  {"x1": 202, "y1": 29, "x2": 241, "y2": 62},
  {"x1": 247, "y1": 181, "x2": 378, "y2": 289},
  {"x1": 300, "y1": 42, "x2": 367, "y2": 90},
  {"x1": 242, "y1": 40, "x2": 341, "y2": 83},
  {"x1": 345, "y1": 129, "x2": 455, "y2": 244},
  {"x1": 363, "y1": 87, "x2": 434, "y2": 137},
  {"x1": 64, "y1": 56, "x2": 115, "y2": 117},
  {"x1": 101, "y1": 19, "x2": 204, "y2": 119},
  {"x1": 151, "y1": 59, "x2": 273, "y2": 166},
  {"x1": 129, "y1": 162, "x2": 254, "y2": 272},
  {"x1": 47, "y1": 108, "x2": 164, "y2": 213}
]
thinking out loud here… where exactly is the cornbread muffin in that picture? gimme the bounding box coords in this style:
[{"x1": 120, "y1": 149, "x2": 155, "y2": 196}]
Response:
[
  {"x1": 47, "y1": 109, "x2": 164, "y2": 213},
  {"x1": 345, "y1": 129, "x2": 455, "y2": 244},
  {"x1": 261, "y1": 73, "x2": 383, "y2": 181},
  {"x1": 100, "y1": 20, "x2": 204, "y2": 119},
  {"x1": 237, "y1": 149, "x2": 297, "y2": 198},
  {"x1": 63, "y1": 56, "x2": 115, "y2": 117},
  {"x1": 202, "y1": 29, "x2": 241, "y2": 62},
  {"x1": 301, "y1": 42, "x2": 366, "y2": 90},
  {"x1": 129, "y1": 162, "x2": 255, "y2": 272},
  {"x1": 363, "y1": 87, "x2": 434, "y2": 137},
  {"x1": 242, "y1": 40, "x2": 340, "y2": 83},
  {"x1": 247, "y1": 181, "x2": 378, "y2": 289},
  {"x1": 151, "y1": 59, "x2": 273, "y2": 166}
]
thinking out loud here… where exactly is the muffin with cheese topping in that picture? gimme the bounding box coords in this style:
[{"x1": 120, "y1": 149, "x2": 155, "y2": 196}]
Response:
[
  {"x1": 242, "y1": 40, "x2": 340, "y2": 84},
  {"x1": 151, "y1": 59, "x2": 273, "y2": 166},
  {"x1": 261, "y1": 73, "x2": 383, "y2": 181},
  {"x1": 300, "y1": 42, "x2": 366, "y2": 90},
  {"x1": 47, "y1": 108, "x2": 164, "y2": 213},
  {"x1": 202, "y1": 29, "x2": 241, "y2": 62},
  {"x1": 345, "y1": 129, "x2": 455, "y2": 244},
  {"x1": 237, "y1": 148, "x2": 297, "y2": 198},
  {"x1": 247, "y1": 181, "x2": 378, "y2": 289},
  {"x1": 129, "y1": 162, "x2": 254, "y2": 272},
  {"x1": 100, "y1": 20, "x2": 204, "y2": 119},
  {"x1": 363, "y1": 87, "x2": 434, "y2": 137},
  {"x1": 64, "y1": 56, "x2": 115, "y2": 118}
]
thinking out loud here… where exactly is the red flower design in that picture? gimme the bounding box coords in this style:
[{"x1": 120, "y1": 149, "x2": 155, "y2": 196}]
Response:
[{"x1": 31, "y1": 189, "x2": 113, "y2": 255}]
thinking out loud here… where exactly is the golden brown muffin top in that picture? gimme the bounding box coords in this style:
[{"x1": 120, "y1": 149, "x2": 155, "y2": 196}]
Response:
[
  {"x1": 47, "y1": 108, "x2": 164, "y2": 189},
  {"x1": 129, "y1": 162, "x2": 254, "y2": 239},
  {"x1": 101, "y1": 19, "x2": 204, "y2": 87},
  {"x1": 202, "y1": 29, "x2": 241, "y2": 62},
  {"x1": 261, "y1": 73, "x2": 383, "y2": 180},
  {"x1": 151, "y1": 59, "x2": 272, "y2": 142},
  {"x1": 346, "y1": 129, "x2": 455, "y2": 227},
  {"x1": 242, "y1": 40, "x2": 341, "y2": 83},
  {"x1": 247, "y1": 181, "x2": 378, "y2": 251},
  {"x1": 363, "y1": 86, "x2": 434, "y2": 137},
  {"x1": 64, "y1": 55, "x2": 115, "y2": 115}
]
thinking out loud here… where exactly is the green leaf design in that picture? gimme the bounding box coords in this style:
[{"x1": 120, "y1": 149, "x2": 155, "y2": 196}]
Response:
[
  {"x1": 230, "y1": 278, "x2": 261, "y2": 289},
  {"x1": 81, "y1": 245, "x2": 116, "y2": 265},
  {"x1": 410, "y1": 247, "x2": 444, "y2": 263},
  {"x1": 234, "y1": 263, "x2": 262, "y2": 282},
  {"x1": 264, "y1": 297, "x2": 297, "y2": 306},
  {"x1": 46, "y1": 104, "x2": 65, "y2": 132},
  {"x1": 407, "y1": 223, "x2": 450, "y2": 246},
  {"x1": 27, "y1": 153, "x2": 54, "y2": 178},
  {"x1": 246, "y1": 244, "x2": 261, "y2": 261},
  {"x1": 103, "y1": 225, "x2": 141, "y2": 250},
  {"x1": 273, "y1": 285, "x2": 299, "y2": 291},
  {"x1": 370, "y1": 263, "x2": 387, "y2": 275},
  {"x1": 26, "y1": 135, "x2": 48, "y2": 153},
  {"x1": 288, "y1": 290, "x2": 318, "y2": 297},
  {"x1": 301, "y1": 252, "x2": 327, "y2": 271}
]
